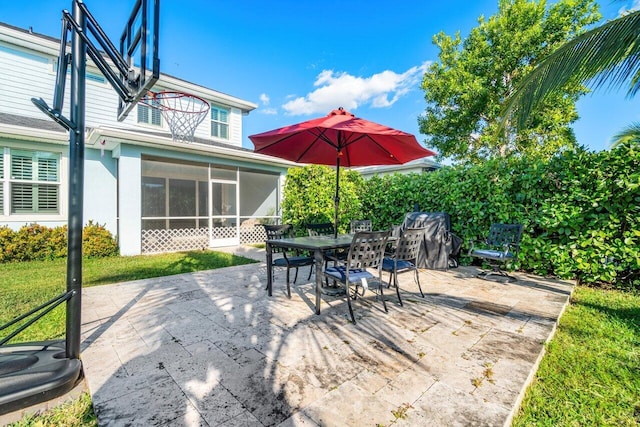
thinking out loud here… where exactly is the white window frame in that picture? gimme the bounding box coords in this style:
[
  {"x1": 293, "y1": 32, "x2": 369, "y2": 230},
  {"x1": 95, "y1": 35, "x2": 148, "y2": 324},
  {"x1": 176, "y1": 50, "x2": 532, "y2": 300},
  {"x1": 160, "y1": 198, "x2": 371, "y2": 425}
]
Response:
[
  {"x1": 137, "y1": 101, "x2": 163, "y2": 127},
  {"x1": 5, "y1": 148, "x2": 61, "y2": 215},
  {"x1": 210, "y1": 105, "x2": 229, "y2": 140}
]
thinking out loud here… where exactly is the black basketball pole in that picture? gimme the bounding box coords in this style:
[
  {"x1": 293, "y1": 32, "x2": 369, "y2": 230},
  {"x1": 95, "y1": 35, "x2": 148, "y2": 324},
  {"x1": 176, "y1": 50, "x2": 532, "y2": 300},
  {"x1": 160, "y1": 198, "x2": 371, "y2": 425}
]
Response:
[{"x1": 66, "y1": 1, "x2": 86, "y2": 360}]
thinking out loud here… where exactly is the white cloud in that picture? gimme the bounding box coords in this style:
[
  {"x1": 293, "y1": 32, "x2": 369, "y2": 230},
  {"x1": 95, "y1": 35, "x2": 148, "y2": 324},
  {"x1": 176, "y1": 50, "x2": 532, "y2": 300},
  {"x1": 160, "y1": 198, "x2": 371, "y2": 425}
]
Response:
[
  {"x1": 281, "y1": 62, "x2": 431, "y2": 116},
  {"x1": 257, "y1": 107, "x2": 278, "y2": 115},
  {"x1": 259, "y1": 93, "x2": 270, "y2": 105},
  {"x1": 618, "y1": 0, "x2": 640, "y2": 15}
]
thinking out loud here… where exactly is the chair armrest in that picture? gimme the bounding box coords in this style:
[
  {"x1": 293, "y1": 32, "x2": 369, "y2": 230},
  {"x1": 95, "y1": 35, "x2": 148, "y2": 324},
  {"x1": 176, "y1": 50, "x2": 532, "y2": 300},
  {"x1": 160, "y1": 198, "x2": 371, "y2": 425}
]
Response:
[{"x1": 467, "y1": 239, "x2": 476, "y2": 256}]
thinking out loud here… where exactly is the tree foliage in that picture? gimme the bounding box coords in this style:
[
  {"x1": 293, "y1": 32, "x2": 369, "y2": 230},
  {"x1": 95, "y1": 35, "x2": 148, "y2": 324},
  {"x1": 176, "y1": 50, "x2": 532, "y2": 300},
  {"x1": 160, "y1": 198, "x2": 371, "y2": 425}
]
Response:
[
  {"x1": 611, "y1": 121, "x2": 640, "y2": 148},
  {"x1": 504, "y1": 9, "x2": 640, "y2": 131},
  {"x1": 419, "y1": 0, "x2": 600, "y2": 163}
]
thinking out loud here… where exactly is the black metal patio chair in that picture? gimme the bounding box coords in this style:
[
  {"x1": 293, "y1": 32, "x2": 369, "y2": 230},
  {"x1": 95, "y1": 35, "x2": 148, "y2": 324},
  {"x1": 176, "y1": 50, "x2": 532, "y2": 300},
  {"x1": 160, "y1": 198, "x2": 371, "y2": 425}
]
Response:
[
  {"x1": 468, "y1": 223, "x2": 523, "y2": 282},
  {"x1": 382, "y1": 227, "x2": 427, "y2": 305},
  {"x1": 350, "y1": 219, "x2": 372, "y2": 233},
  {"x1": 321, "y1": 230, "x2": 391, "y2": 324},
  {"x1": 306, "y1": 222, "x2": 335, "y2": 237},
  {"x1": 262, "y1": 224, "x2": 314, "y2": 297}
]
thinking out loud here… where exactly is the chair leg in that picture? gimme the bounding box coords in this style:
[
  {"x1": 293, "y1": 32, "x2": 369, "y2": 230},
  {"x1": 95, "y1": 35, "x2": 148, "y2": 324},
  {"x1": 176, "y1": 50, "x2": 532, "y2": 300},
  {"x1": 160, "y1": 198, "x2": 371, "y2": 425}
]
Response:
[
  {"x1": 477, "y1": 264, "x2": 517, "y2": 282},
  {"x1": 286, "y1": 268, "x2": 291, "y2": 298},
  {"x1": 266, "y1": 265, "x2": 273, "y2": 290},
  {"x1": 345, "y1": 282, "x2": 357, "y2": 324},
  {"x1": 393, "y1": 272, "x2": 403, "y2": 306},
  {"x1": 378, "y1": 280, "x2": 388, "y2": 313},
  {"x1": 307, "y1": 264, "x2": 313, "y2": 280},
  {"x1": 293, "y1": 267, "x2": 299, "y2": 283},
  {"x1": 415, "y1": 268, "x2": 424, "y2": 297}
]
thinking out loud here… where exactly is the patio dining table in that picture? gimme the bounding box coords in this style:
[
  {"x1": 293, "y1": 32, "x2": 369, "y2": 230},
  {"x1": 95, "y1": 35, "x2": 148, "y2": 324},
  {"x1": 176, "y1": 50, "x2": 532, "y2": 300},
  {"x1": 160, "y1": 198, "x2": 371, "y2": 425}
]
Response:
[{"x1": 266, "y1": 234, "x2": 355, "y2": 314}]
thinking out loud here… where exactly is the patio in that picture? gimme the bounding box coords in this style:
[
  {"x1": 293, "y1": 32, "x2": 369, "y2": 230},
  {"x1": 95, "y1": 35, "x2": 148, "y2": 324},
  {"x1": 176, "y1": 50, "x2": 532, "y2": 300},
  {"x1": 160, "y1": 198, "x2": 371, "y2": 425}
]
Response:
[{"x1": 77, "y1": 246, "x2": 572, "y2": 426}]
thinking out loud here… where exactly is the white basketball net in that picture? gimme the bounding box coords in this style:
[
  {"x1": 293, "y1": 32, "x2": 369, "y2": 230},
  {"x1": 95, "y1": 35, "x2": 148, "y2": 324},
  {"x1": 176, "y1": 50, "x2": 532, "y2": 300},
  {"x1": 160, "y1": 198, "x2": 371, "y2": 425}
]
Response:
[{"x1": 141, "y1": 91, "x2": 211, "y2": 143}]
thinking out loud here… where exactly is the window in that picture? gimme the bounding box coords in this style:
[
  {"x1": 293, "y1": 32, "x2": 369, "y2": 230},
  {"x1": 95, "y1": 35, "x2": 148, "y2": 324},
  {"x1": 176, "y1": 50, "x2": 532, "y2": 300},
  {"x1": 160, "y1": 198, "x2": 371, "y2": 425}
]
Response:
[
  {"x1": 141, "y1": 158, "x2": 208, "y2": 230},
  {"x1": 210, "y1": 105, "x2": 229, "y2": 139},
  {"x1": 9, "y1": 150, "x2": 60, "y2": 214},
  {"x1": 137, "y1": 101, "x2": 162, "y2": 126}
]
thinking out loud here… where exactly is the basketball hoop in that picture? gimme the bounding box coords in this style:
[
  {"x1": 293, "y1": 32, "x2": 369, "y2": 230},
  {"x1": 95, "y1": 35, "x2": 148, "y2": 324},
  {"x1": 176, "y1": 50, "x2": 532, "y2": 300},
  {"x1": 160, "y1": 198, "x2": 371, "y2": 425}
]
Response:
[{"x1": 140, "y1": 91, "x2": 210, "y2": 143}]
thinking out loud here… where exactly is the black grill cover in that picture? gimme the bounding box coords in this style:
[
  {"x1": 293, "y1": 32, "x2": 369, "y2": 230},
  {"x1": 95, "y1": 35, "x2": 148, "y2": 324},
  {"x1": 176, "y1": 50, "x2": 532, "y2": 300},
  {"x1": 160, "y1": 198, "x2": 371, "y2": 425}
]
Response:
[{"x1": 397, "y1": 212, "x2": 462, "y2": 270}]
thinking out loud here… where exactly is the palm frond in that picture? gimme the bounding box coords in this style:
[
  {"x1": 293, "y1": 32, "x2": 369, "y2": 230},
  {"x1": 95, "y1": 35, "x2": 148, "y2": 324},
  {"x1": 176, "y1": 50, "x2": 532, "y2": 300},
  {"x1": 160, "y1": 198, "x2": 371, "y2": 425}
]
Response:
[
  {"x1": 611, "y1": 121, "x2": 640, "y2": 148},
  {"x1": 504, "y1": 10, "x2": 640, "y2": 130}
]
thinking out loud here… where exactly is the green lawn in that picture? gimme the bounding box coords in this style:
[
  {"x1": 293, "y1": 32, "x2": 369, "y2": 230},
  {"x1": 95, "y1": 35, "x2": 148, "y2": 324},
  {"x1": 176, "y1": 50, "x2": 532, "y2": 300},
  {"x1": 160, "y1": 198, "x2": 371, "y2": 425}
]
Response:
[
  {"x1": 513, "y1": 286, "x2": 640, "y2": 426},
  {"x1": 2, "y1": 255, "x2": 638, "y2": 426},
  {"x1": 0, "y1": 251, "x2": 257, "y2": 343}
]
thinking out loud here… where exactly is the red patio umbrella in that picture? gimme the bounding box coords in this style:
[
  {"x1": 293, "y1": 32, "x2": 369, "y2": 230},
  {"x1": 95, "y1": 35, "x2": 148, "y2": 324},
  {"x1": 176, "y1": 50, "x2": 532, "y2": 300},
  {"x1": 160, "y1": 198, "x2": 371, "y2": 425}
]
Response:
[{"x1": 249, "y1": 107, "x2": 436, "y2": 237}]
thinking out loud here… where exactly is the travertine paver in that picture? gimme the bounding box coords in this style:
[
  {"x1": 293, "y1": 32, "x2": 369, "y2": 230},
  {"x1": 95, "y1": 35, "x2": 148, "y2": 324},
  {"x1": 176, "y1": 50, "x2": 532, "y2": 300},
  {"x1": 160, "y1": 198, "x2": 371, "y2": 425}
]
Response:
[{"x1": 75, "y1": 246, "x2": 573, "y2": 426}]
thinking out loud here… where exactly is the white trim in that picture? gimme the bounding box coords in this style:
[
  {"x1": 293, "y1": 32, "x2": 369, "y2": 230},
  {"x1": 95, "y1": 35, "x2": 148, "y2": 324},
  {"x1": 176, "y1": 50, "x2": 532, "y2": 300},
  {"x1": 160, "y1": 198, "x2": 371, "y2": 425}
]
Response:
[
  {"x1": 0, "y1": 123, "x2": 69, "y2": 144},
  {"x1": 85, "y1": 126, "x2": 298, "y2": 168}
]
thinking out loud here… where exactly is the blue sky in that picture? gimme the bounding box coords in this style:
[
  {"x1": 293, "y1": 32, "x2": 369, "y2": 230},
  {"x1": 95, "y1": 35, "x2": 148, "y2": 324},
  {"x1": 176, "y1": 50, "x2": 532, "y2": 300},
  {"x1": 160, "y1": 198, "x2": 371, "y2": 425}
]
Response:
[{"x1": 2, "y1": 0, "x2": 638, "y2": 156}]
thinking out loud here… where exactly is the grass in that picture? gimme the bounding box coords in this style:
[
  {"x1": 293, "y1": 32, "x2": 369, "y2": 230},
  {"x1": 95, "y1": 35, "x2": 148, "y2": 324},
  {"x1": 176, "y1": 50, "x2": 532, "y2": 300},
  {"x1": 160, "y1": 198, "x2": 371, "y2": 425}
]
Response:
[
  {"x1": 8, "y1": 392, "x2": 97, "y2": 427},
  {"x1": 513, "y1": 286, "x2": 640, "y2": 426},
  {"x1": 0, "y1": 250, "x2": 257, "y2": 342},
  {"x1": 1, "y1": 250, "x2": 256, "y2": 426}
]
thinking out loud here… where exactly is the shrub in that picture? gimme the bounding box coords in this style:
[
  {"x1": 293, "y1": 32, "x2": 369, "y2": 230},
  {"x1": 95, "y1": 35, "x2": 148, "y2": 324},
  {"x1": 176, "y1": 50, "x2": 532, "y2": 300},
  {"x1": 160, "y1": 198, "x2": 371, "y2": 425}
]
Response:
[
  {"x1": 282, "y1": 165, "x2": 365, "y2": 235},
  {"x1": 10, "y1": 224, "x2": 55, "y2": 261},
  {"x1": 0, "y1": 226, "x2": 16, "y2": 262},
  {"x1": 283, "y1": 145, "x2": 639, "y2": 289},
  {"x1": 0, "y1": 221, "x2": 118, "y2": 263},
  {"x1": 82, "y1": 221, "x2": 119, "y2": 258},
  {"x1": 50, "y1": 225, "x2": 68, "y2": 258}
]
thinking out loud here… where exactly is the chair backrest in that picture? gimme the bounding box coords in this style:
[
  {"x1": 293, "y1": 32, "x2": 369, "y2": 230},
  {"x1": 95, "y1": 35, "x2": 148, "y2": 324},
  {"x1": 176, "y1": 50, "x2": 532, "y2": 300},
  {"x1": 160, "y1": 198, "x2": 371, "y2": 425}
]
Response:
[
  {"x1": 345, "y1": 230, "x2": 390, "y2": 270},
  {"x1": 307, "y1": 222, "x2": 335, "y2": 237},
  {"x1": 350, "y1": 219, "x2": 372, "y2": 233},
  {"x1": 486, "y1": 223, "x2": 523, "y2": 250},
  {"x1": 262, "y1": 224, "x2": 293, "y2": 254},
  {"x1": 394, "y1": 227, "x2": 426, "y2": 262}
]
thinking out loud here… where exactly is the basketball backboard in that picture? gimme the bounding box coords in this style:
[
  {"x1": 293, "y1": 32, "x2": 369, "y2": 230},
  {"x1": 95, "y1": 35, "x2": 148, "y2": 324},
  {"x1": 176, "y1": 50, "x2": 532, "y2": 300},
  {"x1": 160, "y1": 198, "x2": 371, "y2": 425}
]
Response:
[{"x1": 117, "y1": 0, "x2": 160, "y2": 121}]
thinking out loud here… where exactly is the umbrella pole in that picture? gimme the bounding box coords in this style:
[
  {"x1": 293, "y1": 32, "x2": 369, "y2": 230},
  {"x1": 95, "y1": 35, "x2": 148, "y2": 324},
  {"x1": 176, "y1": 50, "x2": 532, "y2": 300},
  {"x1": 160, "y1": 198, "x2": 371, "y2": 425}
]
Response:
[{"x1": 334, "y1": 156, "x2": 340, "y2": 238}]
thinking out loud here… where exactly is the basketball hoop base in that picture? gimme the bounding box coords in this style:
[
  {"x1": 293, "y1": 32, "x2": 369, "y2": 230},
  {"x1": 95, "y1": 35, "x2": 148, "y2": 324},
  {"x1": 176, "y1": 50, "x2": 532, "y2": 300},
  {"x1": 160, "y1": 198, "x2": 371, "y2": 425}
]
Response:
[{"x1": 0, "y1": 341, "x2": 83, "y2": 416}]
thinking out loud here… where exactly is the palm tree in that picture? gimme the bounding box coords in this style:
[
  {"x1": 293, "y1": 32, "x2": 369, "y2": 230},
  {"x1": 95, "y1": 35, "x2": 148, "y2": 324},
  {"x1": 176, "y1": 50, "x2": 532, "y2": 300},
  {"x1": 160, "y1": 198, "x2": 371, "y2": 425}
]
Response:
[
  {"x1": 503, "y1": 9, "x2": 640, "y2": 130},
  {"x1": 611, "y1": 121, "x2": 640, "y2": 148}
]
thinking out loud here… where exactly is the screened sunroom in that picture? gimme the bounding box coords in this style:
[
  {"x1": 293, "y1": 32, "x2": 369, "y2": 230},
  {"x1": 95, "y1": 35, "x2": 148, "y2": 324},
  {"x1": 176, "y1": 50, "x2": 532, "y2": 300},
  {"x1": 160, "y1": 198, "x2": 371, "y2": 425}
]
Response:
[{"x1": 140, "y1": 156, "x2": 281, "y2": 253}]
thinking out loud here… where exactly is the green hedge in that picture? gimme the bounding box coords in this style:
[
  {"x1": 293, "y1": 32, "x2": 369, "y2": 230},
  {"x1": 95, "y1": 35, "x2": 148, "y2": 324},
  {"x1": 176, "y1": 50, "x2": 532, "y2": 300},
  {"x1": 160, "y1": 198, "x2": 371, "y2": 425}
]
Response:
[
  {"x1": 281, "y1": 165, "x2": 365, "y2": 235},
  {"x1": 0, "y1": 221, "x2": 119, "y2": 262},
  {"x1": 282, "y1": 145, "x2": 639, "y2": 289}
]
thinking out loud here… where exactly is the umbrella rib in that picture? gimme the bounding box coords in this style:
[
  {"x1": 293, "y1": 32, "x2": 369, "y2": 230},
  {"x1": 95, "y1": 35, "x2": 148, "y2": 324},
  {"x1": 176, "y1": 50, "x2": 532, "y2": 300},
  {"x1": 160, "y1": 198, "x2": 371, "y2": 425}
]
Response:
[
  {"x1": 342, "y1": 134, "x2": 403, "y2": 164},
  {"x1": 253, "y1": 132, "x2": 305, "y2": 154},
  {"x1": 291, "y1": 128, "x2": 340, "y2": 163}
]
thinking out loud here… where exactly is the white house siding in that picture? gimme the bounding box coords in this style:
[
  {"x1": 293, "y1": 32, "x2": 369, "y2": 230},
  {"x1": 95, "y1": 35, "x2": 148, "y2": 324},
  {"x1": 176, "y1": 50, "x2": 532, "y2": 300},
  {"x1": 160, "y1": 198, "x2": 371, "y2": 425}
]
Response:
[
  {"x1": 0, "y1": 41, "x2": 55, "y2": 119},
  {"x1": 229, "y1": 108, "x2": 242, "y2": 147},
  {"x1": 0, "y1": 39, "x2": 124, "y2": 129},
  {"x1": 83, "y1": 147, "x2": 118, "y2": 234},
  {"x1": 116, "y1": 146, "x2": 142, "y2": 256},
  {"x1": 84, "y1": 78, "x2": 121, "y2": 128}
]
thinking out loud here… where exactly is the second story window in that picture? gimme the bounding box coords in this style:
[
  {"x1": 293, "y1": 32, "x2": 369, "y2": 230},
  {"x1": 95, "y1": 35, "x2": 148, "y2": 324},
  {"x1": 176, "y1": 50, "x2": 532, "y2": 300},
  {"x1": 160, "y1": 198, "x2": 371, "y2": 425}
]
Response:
[
  {"x1": 137, "y1": 100, "x2": 162, "y2": 126},
  {"x1": 211, "y1": 105, "x2": 229, "y2": 140}
]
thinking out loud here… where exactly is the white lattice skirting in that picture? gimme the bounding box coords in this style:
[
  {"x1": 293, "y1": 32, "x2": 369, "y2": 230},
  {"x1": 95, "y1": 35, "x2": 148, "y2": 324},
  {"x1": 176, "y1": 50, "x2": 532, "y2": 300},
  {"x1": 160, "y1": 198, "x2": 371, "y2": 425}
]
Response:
[{"x1": 141, "y1": 226, "x2": 266, "y2": 254}]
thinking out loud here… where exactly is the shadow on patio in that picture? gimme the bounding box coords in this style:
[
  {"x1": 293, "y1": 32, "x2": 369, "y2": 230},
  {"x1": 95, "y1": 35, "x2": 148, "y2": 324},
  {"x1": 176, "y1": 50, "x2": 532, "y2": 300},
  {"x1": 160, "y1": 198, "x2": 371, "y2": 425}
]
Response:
[{"x1": 78, "y1": 252, "x2": 574, "y2": 426}]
